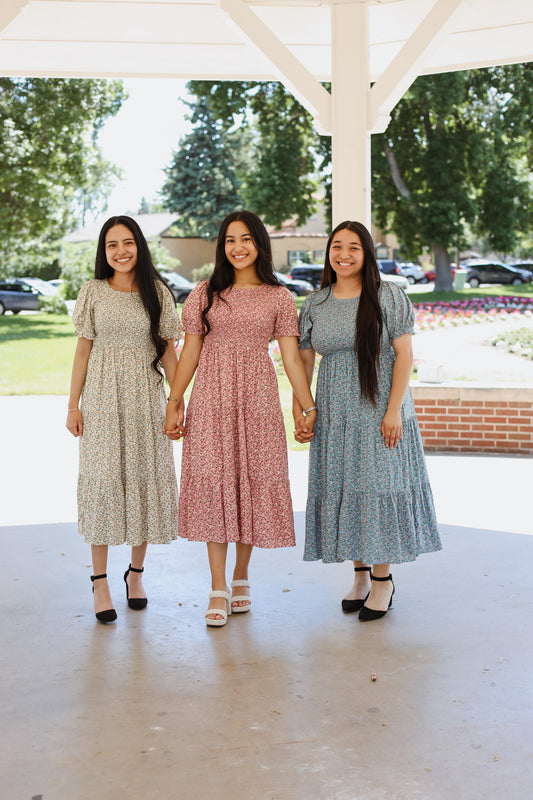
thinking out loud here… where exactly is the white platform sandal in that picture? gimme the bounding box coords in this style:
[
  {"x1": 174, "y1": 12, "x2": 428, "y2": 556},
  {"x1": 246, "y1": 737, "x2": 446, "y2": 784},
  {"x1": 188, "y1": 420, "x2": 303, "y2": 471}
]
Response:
[
  {"x1": 231, "y1": 580, "x2": 251, "y2": 613},
  {"x1": 205, "y1": 590, "x2": 232, "y2": 627}
]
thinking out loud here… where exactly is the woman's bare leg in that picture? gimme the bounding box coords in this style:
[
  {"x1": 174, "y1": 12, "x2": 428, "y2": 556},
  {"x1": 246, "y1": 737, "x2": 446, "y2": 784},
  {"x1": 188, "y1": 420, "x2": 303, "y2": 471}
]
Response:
[
  {"x1": 206, "y1": 542, "x2": 229, "y2": 621},
  {"x1": 91, "y1": 544, "x2": 113, "y2": 614},
  {"x1": 231, "y1": 543, "x2": 253, "y2": 609},
  {"x1": 125, "y1": 541, "x2": 148, "y2": 600}
]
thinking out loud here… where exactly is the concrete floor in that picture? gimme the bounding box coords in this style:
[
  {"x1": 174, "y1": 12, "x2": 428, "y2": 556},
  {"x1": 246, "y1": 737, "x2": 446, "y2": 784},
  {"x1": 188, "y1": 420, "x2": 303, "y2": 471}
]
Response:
[{"x1": 1, "y1": 397, "x2": 533, "y2": 800}]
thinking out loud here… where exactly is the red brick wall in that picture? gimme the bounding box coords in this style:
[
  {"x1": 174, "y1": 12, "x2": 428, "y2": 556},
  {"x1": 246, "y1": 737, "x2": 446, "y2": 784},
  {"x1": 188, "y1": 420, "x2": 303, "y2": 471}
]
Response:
[{"x1": 411, "y1": 386, "x2": 533, "y2": 455}]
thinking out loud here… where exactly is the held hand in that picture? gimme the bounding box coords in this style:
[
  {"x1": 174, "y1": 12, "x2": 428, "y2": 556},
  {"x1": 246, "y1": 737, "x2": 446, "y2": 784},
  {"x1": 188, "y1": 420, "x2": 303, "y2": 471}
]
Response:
[
  {"x1": 66, "y1": 409, "x2": 83, "y2": 437},
  {"x1": 293, "y1": 410, "x2": 316, "y2": 444},
  {"x1": 164, "y1": 401, "x2": 185, "y2": 440},
  {"x1": 381, "y1": 408, "x2": 402, "y2": 449}
]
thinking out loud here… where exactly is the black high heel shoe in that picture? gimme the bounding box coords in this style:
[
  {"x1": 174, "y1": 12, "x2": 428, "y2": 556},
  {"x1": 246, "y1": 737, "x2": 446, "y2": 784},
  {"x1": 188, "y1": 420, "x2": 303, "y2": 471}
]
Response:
[
  {"x1": 91, "y1": 573, "x2": 117, "y2": 623},
  {"x1": 359, "y1": 573, "x2": 395, "y2": 621},
  {"x1": 124, "y1": 564, "x2": 148, "y2": 610},
  {"x1": 341, "y1": 566, "x2": 371, "y2": 613}
]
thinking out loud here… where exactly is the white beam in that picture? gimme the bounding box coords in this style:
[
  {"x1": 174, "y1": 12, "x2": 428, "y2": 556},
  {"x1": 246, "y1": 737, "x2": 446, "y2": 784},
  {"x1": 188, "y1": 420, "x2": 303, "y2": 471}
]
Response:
[
  {"x1": 0, "y1": 0, "x2": 29, "y2": 33},
  {"x1": 219, "y1": 0, "x2": 331, "y2": 133},
  {"x1": 368, "y1": 0, "x2": 464, "y2": 133},
  {"x1": 331, "y1": 3, "x2": 370, "y2": 228}
]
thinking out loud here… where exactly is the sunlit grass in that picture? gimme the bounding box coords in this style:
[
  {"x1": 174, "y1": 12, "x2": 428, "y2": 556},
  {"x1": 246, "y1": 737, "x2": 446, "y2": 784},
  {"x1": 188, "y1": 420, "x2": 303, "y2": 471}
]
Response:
[{"x1": 0, "y1": 314, "x2": 77, "y2": 395}]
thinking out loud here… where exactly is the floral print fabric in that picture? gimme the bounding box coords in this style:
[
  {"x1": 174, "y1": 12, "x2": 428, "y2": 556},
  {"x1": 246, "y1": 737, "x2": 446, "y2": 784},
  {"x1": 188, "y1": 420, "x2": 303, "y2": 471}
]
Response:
[
  {"x1": 298, "y1": 281, "x2": 441, "y2": 563},
  {"x1": 178, "y1": 281, "x2": 298, "y2": 547},
  {"x1": 73, "y1": 278, "x2": 181, "y2": 545}
]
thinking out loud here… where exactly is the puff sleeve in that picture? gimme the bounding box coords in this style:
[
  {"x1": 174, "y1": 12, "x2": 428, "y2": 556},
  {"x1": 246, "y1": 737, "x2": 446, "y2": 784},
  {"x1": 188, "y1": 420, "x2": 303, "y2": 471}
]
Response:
[
  {"x1": 297, "y1": 296, "x2": 313, "y2": 350},
  {"x1": 72, "y1": 281, "x2": 96, "y2": 340},
  {"x1": 273, "y1": 287, "x2": 299, "y2": 338},
  {"x1": 182, "y1": 281, "x2": 208, "y2": 335},
  {"x1": 380, "y1": 281, "x2": 415, "y2": 342},
  {"x1": 158, "y1": 282, "x2": 182, "y2": 340}
]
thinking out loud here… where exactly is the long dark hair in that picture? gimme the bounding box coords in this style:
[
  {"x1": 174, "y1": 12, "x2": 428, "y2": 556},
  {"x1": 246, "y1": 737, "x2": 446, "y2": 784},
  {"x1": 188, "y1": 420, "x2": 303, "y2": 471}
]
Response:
[
  {"x1": 95, "y1": 215, "x2": 171, "y2": 377},
  {"x1": 321, "y1": 221, "x2": 383, "y2": 403},
  {"x1": 201, "y1": 210, "x2": 281, "y2": 334}
]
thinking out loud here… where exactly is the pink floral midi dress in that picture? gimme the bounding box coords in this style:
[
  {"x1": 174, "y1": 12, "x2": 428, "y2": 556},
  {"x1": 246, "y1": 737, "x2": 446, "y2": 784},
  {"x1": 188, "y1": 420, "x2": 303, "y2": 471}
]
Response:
[{"x1": 178, "y1": 281, "x2": 298, "y2": 548}]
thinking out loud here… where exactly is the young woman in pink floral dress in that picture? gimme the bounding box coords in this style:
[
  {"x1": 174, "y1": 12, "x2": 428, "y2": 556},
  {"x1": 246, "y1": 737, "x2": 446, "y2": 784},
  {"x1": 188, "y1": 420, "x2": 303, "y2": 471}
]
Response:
[{"x1": 165, "y1": 211, "x2": 316, "y2": 626}]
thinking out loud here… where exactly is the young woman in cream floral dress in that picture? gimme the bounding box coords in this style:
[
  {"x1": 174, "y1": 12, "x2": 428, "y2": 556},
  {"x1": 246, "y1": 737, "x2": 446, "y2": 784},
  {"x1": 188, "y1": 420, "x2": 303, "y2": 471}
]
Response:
[{"x1": 67, "y1": 216, "x2": 181, "y2": 623}]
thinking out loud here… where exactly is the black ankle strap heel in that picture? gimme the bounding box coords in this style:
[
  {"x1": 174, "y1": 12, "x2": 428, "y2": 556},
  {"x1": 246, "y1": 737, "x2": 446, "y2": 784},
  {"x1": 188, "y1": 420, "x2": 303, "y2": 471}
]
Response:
[
  {"x1": 124, "y1": 565, "x2": 148, "y2": 610},
  {"x1": 90, "y1": 573, "x2": 117, "y2": 624},
  {"x1": 359, "y1": 573, "x2": 395, "y2": 622},
  {"x1": 341, "y1": 566, "x2": 372, "y2": 613}
]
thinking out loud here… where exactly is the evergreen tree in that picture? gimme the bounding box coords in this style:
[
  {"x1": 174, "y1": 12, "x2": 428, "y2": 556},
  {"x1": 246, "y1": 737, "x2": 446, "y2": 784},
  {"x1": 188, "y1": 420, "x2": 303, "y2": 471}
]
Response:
[
  {"x1": 189, "y1": 81, "x2": 319, "y2": 228},
  {"x1": 161, "y1": 98, "x2": 247, "y2": 239}
]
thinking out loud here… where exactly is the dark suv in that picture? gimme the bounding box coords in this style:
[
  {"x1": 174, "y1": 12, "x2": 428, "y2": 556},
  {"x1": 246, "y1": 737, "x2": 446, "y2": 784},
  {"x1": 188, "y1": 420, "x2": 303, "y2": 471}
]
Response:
[
  {"x1": 377, "y1": 259, "x2": 401, "y2": 276},
  {"x1": 462, "y1": 260, "x2": 531, "y2": 288},
  {"x1": 288, "y1": 264, "x2": 323, "y2": 289}
]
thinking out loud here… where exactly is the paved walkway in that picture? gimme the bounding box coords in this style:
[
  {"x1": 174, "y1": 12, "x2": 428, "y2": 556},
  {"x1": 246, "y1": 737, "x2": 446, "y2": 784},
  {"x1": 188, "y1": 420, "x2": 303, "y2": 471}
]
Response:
[{"x1": 413, "y1": 315, "x2": 533, "y2": 384}]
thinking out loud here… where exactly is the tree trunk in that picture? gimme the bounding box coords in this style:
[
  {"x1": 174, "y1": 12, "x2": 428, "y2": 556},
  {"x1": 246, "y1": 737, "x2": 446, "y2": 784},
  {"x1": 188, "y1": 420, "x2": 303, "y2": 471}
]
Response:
[{"x1": 432, "y1": 243, "x2": 454, "y2": 291}]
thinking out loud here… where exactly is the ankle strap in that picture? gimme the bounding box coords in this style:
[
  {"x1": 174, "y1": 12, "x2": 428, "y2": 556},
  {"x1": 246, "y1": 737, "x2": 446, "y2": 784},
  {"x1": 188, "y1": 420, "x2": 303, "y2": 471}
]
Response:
[
  {"x1": 354, "y1": 566, "x2": 371, "y2": 573},
  {"x1": 91, "y1": 573, "x2": 107, "y2": 582},
  {"x1": 128, "y1": 564, "x2": 144, "y2": 573},
  {"x1": 371, "y1": 573, "x2": 392, "y2": 582}
]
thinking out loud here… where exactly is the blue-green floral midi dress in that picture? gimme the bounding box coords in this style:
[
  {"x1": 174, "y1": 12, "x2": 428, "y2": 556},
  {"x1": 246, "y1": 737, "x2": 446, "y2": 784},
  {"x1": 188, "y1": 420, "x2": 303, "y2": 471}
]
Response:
[{"x1": 298, "y1": 281, "x2": 441, "y2": 564}]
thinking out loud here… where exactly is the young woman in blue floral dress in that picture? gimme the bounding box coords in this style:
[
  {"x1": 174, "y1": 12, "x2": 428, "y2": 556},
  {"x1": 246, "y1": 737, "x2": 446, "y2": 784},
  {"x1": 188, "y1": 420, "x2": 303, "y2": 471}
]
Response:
[{"x1": 294, "y1": 221, "x2": 441, "y2": 621}]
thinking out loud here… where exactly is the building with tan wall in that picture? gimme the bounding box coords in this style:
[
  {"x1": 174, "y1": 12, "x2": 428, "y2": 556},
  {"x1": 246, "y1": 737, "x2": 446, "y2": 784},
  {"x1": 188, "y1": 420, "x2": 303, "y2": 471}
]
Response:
[{"x1": 65, "y1": 211, "x2": 404, "y2": 281}]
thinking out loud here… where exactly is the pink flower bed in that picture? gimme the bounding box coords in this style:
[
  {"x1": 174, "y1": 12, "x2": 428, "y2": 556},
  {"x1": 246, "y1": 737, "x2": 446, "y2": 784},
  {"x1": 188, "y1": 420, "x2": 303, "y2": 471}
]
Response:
[{"x1": 413, "y1": 296, "x2": 533, "y2": 331}]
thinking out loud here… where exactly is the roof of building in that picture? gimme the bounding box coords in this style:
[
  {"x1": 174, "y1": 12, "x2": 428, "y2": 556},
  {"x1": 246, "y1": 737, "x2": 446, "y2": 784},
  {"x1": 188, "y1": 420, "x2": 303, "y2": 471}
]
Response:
[{"x1": 64, "y1": 213, "x2": 179, "y2": 243}]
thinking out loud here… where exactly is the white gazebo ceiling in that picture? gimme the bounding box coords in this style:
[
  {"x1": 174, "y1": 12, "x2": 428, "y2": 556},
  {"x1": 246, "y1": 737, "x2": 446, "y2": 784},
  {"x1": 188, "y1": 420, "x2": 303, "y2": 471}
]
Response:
[
  {"x1": 2, "y1": 1, "x2": 532, "y2": 83},
  {"x1": 2, "y1": 0, "x2": 532, "y2": 224}
]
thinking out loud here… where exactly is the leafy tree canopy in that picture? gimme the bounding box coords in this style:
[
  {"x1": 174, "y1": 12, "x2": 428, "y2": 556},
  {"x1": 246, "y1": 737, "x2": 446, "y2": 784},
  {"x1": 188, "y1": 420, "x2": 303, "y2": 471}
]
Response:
[
  {"x1": 188, "y1": 67, "x2": 533, "y2": 292},
  {"x1": 0, "y1": 77, "x2": 126, "y2": 277},
  {"x1": 371, "y1": 65, "x2": 533, "y2": 289}
]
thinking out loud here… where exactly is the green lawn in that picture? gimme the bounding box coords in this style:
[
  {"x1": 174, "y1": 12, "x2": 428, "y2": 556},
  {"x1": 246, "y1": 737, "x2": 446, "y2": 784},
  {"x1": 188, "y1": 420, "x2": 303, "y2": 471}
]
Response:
[
  {"x1": 0, "y1": 314, "x2": 77, "y2": 395},
  {"x1": 1, "y1": 284, "x2": 529, "y2": 448},
  {"x1": 2, "y1": 282, "x2": 531, "y2": 395}
]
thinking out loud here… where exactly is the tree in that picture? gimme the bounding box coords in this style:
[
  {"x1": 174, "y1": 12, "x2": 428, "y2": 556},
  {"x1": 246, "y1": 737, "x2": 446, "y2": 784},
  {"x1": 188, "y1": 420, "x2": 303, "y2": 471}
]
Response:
[
  {"x1": 371, "y1": 66, "x2": 533, "y2": 290},
  {"x1": 161, "y1": 97, "x2": 249, "y2": 239},
  {"x1": 0, "y1": 77, "x2": 126, "y2": 277},
  {"x1": 173, "y1": 70, "x2": 533, "y2": 290},
  {"x1": 187, "y1": 81, "x2": 320, "y2": 228}
]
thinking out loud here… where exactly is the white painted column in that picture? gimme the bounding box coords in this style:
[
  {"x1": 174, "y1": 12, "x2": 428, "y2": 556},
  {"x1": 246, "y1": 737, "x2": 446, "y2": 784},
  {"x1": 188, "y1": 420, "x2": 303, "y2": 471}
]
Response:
[{"x1": 331, "y1": 2, "x2": 371, "y2": 228}]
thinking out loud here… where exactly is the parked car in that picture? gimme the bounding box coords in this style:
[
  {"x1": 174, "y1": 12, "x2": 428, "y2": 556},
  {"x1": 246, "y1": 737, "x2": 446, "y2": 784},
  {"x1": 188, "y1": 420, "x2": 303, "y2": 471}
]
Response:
[
  {"x1": 0, "y1": 278, "x2": 54, "y2": 314},
  {"x1": 21, "y1": 277, "x2": 56, "y2": 296},
  {"x1": 380, "y1": 273, "x2": 409, "y2": 290},
  {"x1": 508, "y1": 260, "x2": 533, "y2": 276},
  {"x1": 461, "y1": 260, "x2": 532, "y2": 288},
  {"x1": 289, "y1": 263, "x2": 409, "y2": 290},
  {"x1": 275, "y1": 272, "x2": 313, "y2": 297},
  {"x1": 288, "y1": 264, "x2": 323, "y2": 289},
  {"x1": 159, "y1": 271, "x2": 196, "y2": 304},
  {"x1": 377, "y1": 259, "x2": 401, "y2": 276},
  {"x1": 397, "y1": 262, "x2": 428, "y2": 284},
  {"x1": 48, "y1": 278, "x2": 64, "y2": 292}
]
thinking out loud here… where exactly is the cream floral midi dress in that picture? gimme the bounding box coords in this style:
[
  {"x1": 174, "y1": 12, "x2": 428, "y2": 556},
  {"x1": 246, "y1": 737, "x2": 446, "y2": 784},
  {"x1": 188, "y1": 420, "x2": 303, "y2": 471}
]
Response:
[
  {"x1": 178, "y1": 281, "x2": 297, "y2": 548},
  {"x1": 73, "y1": 278, "x2": 181, "y2": 546},
  {"x1": 298, "y1": 281, "x2": 441, "y2": 564}
]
